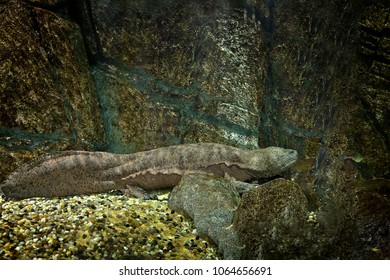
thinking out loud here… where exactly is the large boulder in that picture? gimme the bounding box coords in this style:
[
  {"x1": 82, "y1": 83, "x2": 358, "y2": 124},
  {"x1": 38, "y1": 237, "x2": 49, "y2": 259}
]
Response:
[
  {"x1": 169, "y1": 174, "x2": 243, "y2": 259},
  {"x1": 233, "y1": 178, "x2": 309, "y2": 259}
]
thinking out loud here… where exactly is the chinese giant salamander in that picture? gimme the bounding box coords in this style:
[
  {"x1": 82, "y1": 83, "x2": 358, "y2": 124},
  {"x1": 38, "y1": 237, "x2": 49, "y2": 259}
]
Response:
[{"x1": 0, "y1": 143, "x2": 297, "y2": 199}]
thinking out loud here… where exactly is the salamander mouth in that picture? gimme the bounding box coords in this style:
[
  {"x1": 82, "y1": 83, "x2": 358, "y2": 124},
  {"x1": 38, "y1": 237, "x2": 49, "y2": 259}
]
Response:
[
  {"x1": 279, "y1": 154, "x2": 298, "y2": 170},
  {"x1": 286, "y1": 157, "x2": 298, "y2": 167}
]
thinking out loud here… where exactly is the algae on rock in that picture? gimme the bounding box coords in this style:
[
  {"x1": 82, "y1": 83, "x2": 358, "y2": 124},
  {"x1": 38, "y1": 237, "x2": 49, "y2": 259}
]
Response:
[{"x1": 0, "y1": 1, "x2": 104, "y2": 151}]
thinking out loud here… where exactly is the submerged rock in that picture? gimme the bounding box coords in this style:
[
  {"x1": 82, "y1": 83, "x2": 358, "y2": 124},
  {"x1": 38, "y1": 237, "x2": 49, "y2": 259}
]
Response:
[
  {"x1": 346, "y1": 179, "x2": 390, "y2": 259},
  {"x1": 234, "y1": 178, "x2": 309, "y2": 259},
  {"x1": 233, "y1": 177, "x2": 390, "y2": 260},
  {"x1": 169, "y1": 174, "x2": 243, "y2": 259}
]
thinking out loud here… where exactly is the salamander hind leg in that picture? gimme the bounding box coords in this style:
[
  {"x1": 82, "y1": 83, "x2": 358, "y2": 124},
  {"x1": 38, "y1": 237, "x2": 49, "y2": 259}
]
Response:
[{"x1": 120, "y1": 185, "x2": 158, "y2": 200}]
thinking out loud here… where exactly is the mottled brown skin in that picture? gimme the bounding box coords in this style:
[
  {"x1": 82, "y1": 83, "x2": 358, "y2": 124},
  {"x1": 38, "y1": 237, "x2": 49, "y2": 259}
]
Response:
[{"x1": 0, "y1": 143, "x2": 297, "y2": 199}]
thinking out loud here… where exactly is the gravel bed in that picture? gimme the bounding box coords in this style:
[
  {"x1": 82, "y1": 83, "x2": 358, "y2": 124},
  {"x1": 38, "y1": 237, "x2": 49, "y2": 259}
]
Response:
[{"x1": 0, "y1": 193, "x2": 220, "y2": 260}]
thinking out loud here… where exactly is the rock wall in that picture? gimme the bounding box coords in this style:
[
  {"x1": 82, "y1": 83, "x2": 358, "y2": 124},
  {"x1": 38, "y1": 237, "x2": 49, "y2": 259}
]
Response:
[
  {"x1": 0, "y1": 0, "x2": 106, "y2": 180},
  {"x1": 0, "y1": 0, "x2": 104, "y2": 151},
  {"x1": 84, "y1": 0, "x2": 263, "y2": 151},
  {"x1": 254, "y1": 0, "x2": 390, "y2": 259}
]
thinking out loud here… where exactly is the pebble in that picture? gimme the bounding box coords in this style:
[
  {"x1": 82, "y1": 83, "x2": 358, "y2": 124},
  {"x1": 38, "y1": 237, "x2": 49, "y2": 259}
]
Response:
[
  {"x1": 0, "y1": 193, "x2": 220, "y2": 260},
  {"x1": 306, "y1": 211, "x2": 318, "y2": 224}
]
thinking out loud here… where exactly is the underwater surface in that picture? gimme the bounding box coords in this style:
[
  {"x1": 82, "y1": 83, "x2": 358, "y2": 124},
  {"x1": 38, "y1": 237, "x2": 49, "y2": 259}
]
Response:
[{"x1": 0, "y1": 0, "x2": 389, "y2": 259}]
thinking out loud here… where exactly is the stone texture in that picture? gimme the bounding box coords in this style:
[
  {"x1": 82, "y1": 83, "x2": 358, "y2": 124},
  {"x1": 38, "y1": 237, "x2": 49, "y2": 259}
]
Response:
[
  {"x1": 341, "y1": 179, "x2": 390, "y2": 259},
  {"x1": 257, "y1": 0, "x2": 389, "y2": 175},
  {"x1": 88, "y1": 0, "x2": 263, "y2": 148},
  {"x1": 253, "y1": 0, "x2": 389, "y2": 258},
  {"x1": 0, "y1": 0, "x2": 104, "y2": 151},
  {"x1": 233, "y1": 177, "x2": 389, "y2": 260},
  {"x1": 233, "y1": 178, "x2": 309, "y2": 259},
  {"x1": 92, "y1": 64, "x2": 181, "y2": 153},
  {"x1": 26, "y1": 0, "x2": 67, "y2": 6},
  {"x1": 169, "y1": 174, "x2": 242, "y2": 260}
]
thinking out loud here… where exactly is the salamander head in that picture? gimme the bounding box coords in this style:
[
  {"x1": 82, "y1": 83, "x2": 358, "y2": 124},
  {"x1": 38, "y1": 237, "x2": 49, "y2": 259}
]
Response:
[{"x1": 249, "y1": 147, "x2": 298, "y2": 176}]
